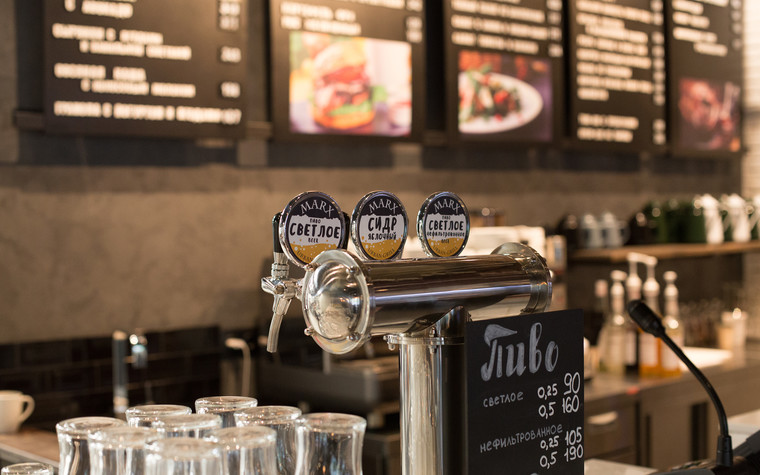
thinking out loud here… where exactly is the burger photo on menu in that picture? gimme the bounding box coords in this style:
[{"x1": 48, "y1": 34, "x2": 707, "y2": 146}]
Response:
[
  {"x1": 458, "y1": 50, "x2": 551, "y2": 141},
  {"x1": 289, "y1": 32, "x2": 412, "y2": 136},
  {"x1": 678, "y1": 77, "x2": 741, "y2": 152}
]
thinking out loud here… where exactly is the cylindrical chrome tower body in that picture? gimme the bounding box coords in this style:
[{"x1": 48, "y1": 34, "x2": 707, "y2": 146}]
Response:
[{"x1": 301, "y1": 243, "x2": 552, "y2": 474}]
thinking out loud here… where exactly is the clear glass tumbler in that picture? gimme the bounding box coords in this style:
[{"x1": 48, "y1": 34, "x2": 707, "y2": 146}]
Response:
[
  {"x1": 295, "y1": 413, "x2": 366, "y2": 475},
  {"x1": 195, "y1": 396, "x2": 258, "y2": 428},
  {"x1": 56, "y1": 416, "x2": 126, "y2": 475},
  {"x1": 205, "y1": 426, "x2": 277, "y2": 475},
  {"x1": 125, "y1": 404, "x2": 192, "y2": 428},
  {"x1": 88, "y1": 425, "x2": 159, "y2": 475},
  {"x1": 145, "y1": 437, "x2": 223, "y2": 475},
  {"x1": 234, "y1": 405, "x2": 302, "y2": 475},
  {"x1": 153, "y1": 414, "x2": 222, "y2": 438},
  {"x1": 1, "y1": 463, "x2": 54, "y2": 474}
]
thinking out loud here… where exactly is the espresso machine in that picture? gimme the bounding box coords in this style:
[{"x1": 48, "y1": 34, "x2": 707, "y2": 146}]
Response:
[{"x1": 260, "y1": 190, "x2": 552, "y2": 475}]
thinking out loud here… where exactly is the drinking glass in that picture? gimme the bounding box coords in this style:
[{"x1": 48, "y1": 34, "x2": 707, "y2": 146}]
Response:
[
  {"x1": 295, "y1": 413, "x2": 366, "y2": 475},
  {"x1": 56, "y1": 416, "x2": 126, "y2": 475},
  {"x1": 145, "y1": 437, "x2": 222, "y2": 475},
  {"x1": 195, "y1": 396, "x2": 258, "y2": 428},
  {"x1": 234, "y1": 405, "x2": 301, "y2": 475},
  {"x1": 88, "y1": 425, "x2": 159, "y2": 475},
  {"x1": 1, "y1": 463, "x2": 54, "y2": 474},
  {"x1": 125, "y1": 404, "x2": 192, "y2": 428},
  {"x1": 205, "y1": 426, "x2": 277, "y2": 475},
  {"x1": 153, "y1": 413, "x2": 222, "y2": 438}
]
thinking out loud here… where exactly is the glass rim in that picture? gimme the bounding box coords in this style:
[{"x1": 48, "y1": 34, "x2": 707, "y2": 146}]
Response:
[
  {"x1": 1, "y1": 463, "x2": 54, "y2": 474},
  {"x1": 195, "y1": 395, "x2": 258, "y2": 410},
  {"x1": 205, "y1": 426, "x2": 276, "y2": 448},
  {"x1": 87, "y1": 426, "x2": 159, "y2": 448},
  {"x1": 297, "y1": 413, "x2": 366, "y2": 433},
  {"x1": 234, "y1": 405, "x2": 302, "y2": 424},
  {"x1": 125, "y1": 404, "x2": 192, "y2": 417},
  {"x1": 147, "y1": 437, "x2": 221, "y2": 460},
  {"x1": 153, "y1": 413, "x2": 223, "y2": 430},
  {"x1": 55, "y1": 416, "x2": 126, "y2": 438}
]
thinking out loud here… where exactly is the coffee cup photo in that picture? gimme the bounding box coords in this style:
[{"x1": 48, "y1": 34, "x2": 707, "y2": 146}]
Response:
[{"x1": 0, "y1": 390, "x2": 35, "y2": 434}]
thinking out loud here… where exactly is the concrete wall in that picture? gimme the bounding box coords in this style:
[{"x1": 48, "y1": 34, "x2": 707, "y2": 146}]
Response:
[{"x1": 0, "y1": 1, "x2": 743, "y2": 344}]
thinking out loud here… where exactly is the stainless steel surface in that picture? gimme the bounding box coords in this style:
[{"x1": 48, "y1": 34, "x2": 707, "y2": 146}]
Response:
[
  {"x1": 261, "y1": 251, "x2": 299, "y2": 353},
  {"x1": 392, "y1": 308, "x2": 467, "y2": 475},
  {"x1": 295, "y1": 242, "x2": 551, "y2": 475},
  {"x1": 301, "y1": 243, "x2": 551, "y2": 354}
]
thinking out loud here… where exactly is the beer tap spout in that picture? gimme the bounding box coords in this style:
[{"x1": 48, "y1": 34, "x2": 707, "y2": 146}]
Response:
[{"x1": 261, "y1": 213, "x2": 298, "y2": 353}]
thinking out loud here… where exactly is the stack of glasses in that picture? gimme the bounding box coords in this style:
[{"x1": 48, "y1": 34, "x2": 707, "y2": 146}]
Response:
[{"x1": 47, "y1": 396, "x2": 367, "y2": 475}]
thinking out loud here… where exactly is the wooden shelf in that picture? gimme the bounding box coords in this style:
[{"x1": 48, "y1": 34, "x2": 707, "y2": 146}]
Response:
[{"x1": 569, "y1": 241, "x2": 760, "y2": 264}]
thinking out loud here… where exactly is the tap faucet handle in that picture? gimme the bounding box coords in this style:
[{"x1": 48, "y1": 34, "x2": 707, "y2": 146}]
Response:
[
  {"x1": 341, "y1": 212, "x2": 350, "y2": 250},
  {"x1": 270, "y1": 213, "x2": 290, "y2": 280},
  {"x1": 272, "y1": 213, "x2": 283, "y2": 254},
  {"x1": 262, "y1": 212, "x2": 297, "y2": 353},
  {"x1": 261, "y1": 276, "x2": 297, "y2": 353}
]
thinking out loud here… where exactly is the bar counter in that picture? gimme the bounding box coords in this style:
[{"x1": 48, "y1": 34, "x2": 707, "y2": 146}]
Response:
[{"x1": 1, "y1": 346, "x2": 759, "y2": 472}]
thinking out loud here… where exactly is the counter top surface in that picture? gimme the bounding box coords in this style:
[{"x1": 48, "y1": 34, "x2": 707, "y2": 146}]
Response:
[
  {"x1": 585, "y1": 345, "x2": 760, "y2": 404},
  {"x1": 0, "y1": 428, "x2": 59, "y2": 468}
]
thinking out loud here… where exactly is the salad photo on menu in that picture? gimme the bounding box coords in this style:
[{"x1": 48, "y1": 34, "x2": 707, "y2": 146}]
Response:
[
  {"x1": 289, "y1": 31, "x2": 412, "y2": 136},
  {"x1": 458, "y1": 51, "x2": 552, "y2": 141}
]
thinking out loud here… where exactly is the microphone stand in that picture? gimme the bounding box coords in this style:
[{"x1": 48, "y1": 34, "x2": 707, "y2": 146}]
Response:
[{"x1": 627, "y1": 300, "x2": 734, "y2": 469}]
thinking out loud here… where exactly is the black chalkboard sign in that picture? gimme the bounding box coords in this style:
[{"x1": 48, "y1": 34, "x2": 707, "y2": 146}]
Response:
[
  {"x1": 666, "y1": 0, "x2": 743, "y2": 158},
  {"x1": 566, "y1": 0, "x2": 667, "y2": 152},
  {"x1": 466, "y1": 309, "x2": 584, "y2": 474},
  {"x1": 43, "y1": 0, "x2": 247, "y2": 139},
  {"x1": 443, "y1": 0, "x2": 565, "y2": 145},
  {"x1": 269, "y1": 0, "x2": 425, "y2": 142}
]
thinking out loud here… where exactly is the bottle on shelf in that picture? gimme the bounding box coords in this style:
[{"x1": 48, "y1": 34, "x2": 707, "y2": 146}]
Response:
[
  {"x1": 599, "y1": 270, "x2": 634, "y2": 375},
  {"x1": 660, "y1": 271, "x2": 684, "y2": 377},
  {"x1": 625, "y1": 254, "x2": 643, "y2": 301},
  {"x1": 589, "y1": 279, "x2": 608, "y2": 345},
  {"x1": 639, "y1": 256, "x2": 661, "y2": 377},
  {"x1": 624, "y1": 254, "x2": 643, "y2": 375}
]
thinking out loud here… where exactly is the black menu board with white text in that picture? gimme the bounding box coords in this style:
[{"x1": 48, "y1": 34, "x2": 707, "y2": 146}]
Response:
[
  {"x1": 666, "y1": 0, "x2": 743, "y2": 157},
  {"x1": 466, "y1": 310, "x2": 585, "y2": 474},
  {"x1": 444, "y1": 0, "x2": 564, "y2": 144},
  {"x1": 567, "y1": 0, "x2": 667, "y2": 151},
  {"x1": 44, "y1": 0, "x2": 247, "y2": 138},
  {"x1": 270, "y1": 0, "x2": 425, "y2": 141}
]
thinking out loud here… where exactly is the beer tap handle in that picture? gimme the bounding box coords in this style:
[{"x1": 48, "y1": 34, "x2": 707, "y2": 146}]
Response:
[
  {"x1": 262, "y1": 213, "x2": 293, "y2": 353},
  {"x1": 341, "y1": 212, "x2": 350, "y2": 250},
  {"x1": 272, "y1": 212, "x2": 283, "y2": 254},
  {"x1": 263, "y1": 192, "x2": 345, "y2": 353}
]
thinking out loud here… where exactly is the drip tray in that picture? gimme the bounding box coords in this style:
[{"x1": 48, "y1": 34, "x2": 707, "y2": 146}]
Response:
[{"x1": 257, "y1": 355, "x2": 400, "y2": 416}]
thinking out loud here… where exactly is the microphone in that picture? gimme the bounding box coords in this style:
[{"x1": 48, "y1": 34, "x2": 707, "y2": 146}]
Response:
[{"x1": 627, "y1": 300, "x2": 734, "y2": 469}]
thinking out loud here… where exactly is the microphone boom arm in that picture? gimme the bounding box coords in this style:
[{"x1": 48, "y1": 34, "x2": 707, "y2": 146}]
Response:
[{"x1": 628, "y1": 300, "x2": 733, "y2": 468}]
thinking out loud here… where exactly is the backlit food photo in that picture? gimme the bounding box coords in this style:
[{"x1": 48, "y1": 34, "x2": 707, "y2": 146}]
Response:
[
  {"x1": 458, "y1": 50, "x2": 552, "y2": 140},
  {"x1": 289, "y1": 32, "x2": 412, "y2": 136}
]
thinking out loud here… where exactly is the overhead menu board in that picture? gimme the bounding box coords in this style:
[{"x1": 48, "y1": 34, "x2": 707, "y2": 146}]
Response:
[
  {"x1": 444, "y1": 0, "x2": 565, "y2": 144},
  {"x1": 567, "y1": 0, "x2": 667, "y2": 151},
  {"x1": 43, "y1": 0, "x2": 247, "y2": 139},
  {"x1": 666, "y1": 0, "x2": 743, "y2": 157},
  {"x1": 270, "y1": 0, "x2": 425, "y2": 141}
]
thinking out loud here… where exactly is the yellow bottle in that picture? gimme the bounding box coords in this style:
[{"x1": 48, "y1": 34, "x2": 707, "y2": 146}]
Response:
[
  {"x1": 639, "y1": 257, "x2": 661, "y2": 377},
  {"x1": 660, "y1": 271, "x2": 684, "y2": 377}
]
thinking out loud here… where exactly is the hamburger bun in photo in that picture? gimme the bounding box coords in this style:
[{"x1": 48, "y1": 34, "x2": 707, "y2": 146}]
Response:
[{"x1": 312, "y1": 39, "x2": 375, "y2": 130}]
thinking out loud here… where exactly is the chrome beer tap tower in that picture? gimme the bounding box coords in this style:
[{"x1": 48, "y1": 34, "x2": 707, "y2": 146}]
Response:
[{"x1": 262, "y1": 191, "x2": 552, "y2": 475}]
